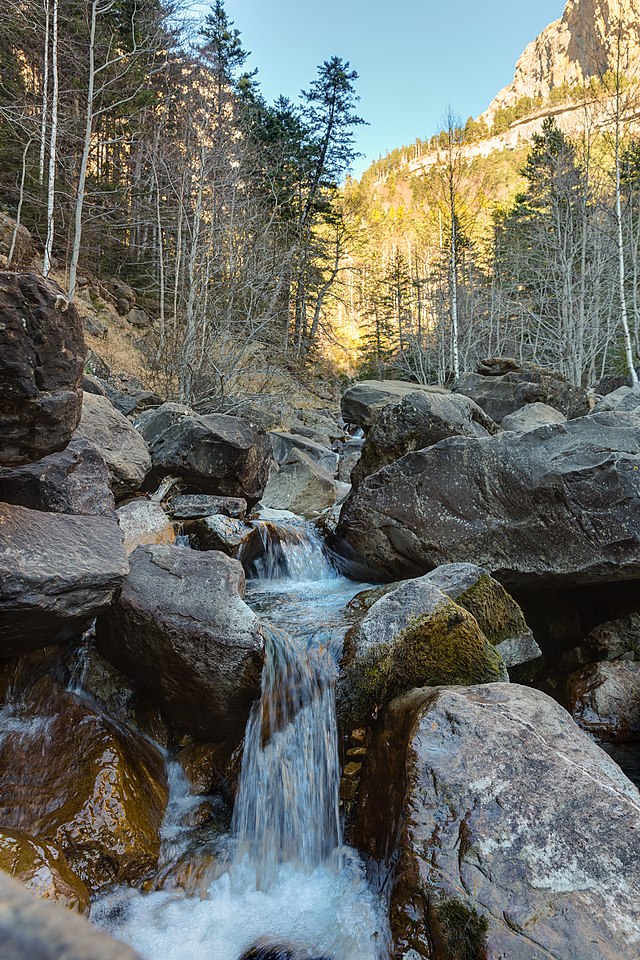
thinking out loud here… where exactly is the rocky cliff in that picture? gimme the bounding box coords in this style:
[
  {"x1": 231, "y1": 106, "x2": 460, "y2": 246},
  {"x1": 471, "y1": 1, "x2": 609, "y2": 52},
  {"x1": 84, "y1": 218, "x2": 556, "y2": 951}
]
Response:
[{"x1": 485, "y1": 0, "x2": 640, "y2": 120}]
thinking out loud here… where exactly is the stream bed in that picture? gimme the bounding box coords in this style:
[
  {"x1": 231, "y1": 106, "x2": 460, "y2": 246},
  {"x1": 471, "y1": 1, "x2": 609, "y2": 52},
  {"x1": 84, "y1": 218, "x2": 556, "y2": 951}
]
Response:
[{"x1": 91, "y1": 519, "x2": 391, "y2": 960}]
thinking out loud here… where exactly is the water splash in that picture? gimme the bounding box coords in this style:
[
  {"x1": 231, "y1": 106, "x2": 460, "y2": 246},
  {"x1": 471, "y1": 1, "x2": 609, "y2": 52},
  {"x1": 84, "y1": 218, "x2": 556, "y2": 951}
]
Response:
[
  {"x1": 232, "y1": 625, "x2": 341, "y2": 891},
  {"x1": 248, "y1": 518, "x2": 336, "y2": 582}
]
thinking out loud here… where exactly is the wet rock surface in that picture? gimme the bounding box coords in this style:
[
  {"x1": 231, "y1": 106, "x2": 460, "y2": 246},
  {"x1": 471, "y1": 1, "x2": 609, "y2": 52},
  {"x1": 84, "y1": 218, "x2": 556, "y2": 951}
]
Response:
[
  {"x1": 187, "y1": 514, "x2": 261, "y2": 562},
  {"x1": 355, "y1": 683, "x2": 640, "y2": 960},
  {"x1": 0, "y1": 438, "x2": 115, "y2": 516},
  {"x1": 0, "y1": 676, "x2": 168, "y2": 893},
  {"x1": 74, "y1": 393, "x2": 151, "y2": 498},
  {"x1": 96, "y1": 544, "x2": 264, "y2": 740},
  {"x1": 351, "y1": 391, "x2": 498, "y2": 490},
  {"x1": 137, "y1": 403, "x2": 271, "y2": 506},
  {"x1": 0, "y1": 828, "x2": 90, "y2": 913},
  {"x1": 334, "y1": 412, "x2": 640, "y2": 589},
  {"x1": 0, "y1": 272, "x2": 85, "y2": 466},
  {"x1": 453, "y1": 358, "x2": 590, "y2": 422},
  {"x1": 0, "y1": 502, "x2": 128, "y2": 655}
]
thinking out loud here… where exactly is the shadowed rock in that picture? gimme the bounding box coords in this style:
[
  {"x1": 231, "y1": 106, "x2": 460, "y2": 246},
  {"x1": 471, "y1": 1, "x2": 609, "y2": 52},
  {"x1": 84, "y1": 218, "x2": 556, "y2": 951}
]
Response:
[{"x1": 0, "y1": 272, "x2": 85, "y2": 466}]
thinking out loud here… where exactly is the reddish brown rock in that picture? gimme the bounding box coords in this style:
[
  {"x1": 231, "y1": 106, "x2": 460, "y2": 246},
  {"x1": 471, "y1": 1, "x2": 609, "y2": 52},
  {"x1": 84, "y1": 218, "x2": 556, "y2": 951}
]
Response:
[{"x1": 0, "y1": 828, "x2": 90, "y2": 913}]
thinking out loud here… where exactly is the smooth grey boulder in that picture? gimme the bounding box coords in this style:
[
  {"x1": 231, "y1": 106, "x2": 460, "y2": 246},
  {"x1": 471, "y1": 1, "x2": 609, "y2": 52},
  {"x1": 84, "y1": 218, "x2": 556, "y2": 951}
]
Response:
[
  {"x1": 167, "y1": 493, "x2": 247, "y2": 521},
  {"x1": 501, "y1": 401, "x2": 567, "y2": 432},
  {"x1": 565, "y1": 660, "x2": 640, "y2": 742},
  {"x1": 0, "y1": 272, "x2": 85, "y2": 466},
  {"x1": 269, "y1": 431, "x2": 338, "y2": 475},
  {"x1": 0, "y1": 502, "x2": 128, "y2": 656},
  {"x1": 0, "y1": 438, "x2": 115, "y2": 516},
  {"x1": 261, "y1": 449, "x2": 340, "y2": 519},
  {"x1": 96, "y1": 544, "x2": 263, "y2": 740},
  {"x1": 351, "y1": 390, "x2": 498, "y2": 489},
  {"x1": 355, "y1": 683, "x2": 640, "y2": 960},
  {"x1": 341, "y1": 379, "x2": 448, "y2": 430},
  {"x1": 334, "y1": 412, "x2": 640, "y2": 589},
  {"x1": 453, "y1": 359, "x2": 590, "y2": 423},
  {"x1": 136, "y1": 403, "x2": 270, "y2": 507},
  {"x1": 0, "y1": 872, "x2": 140, "y2": 960},
  {"x1": 74, "y1": 393, "x2": 151, "y2": 498},
  {"x1": 592, "y1": 385, "x2": 640, "y2": 414},
  {"x1": 338, "y1": 576, "x2": 507, "y2": 727}
]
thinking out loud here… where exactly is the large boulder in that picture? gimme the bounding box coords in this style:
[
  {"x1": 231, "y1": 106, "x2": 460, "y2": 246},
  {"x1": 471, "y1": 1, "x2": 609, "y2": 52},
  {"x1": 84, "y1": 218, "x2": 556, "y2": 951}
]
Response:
[
  {"x1": 355, "y1": 683, "x2": 640, "y2": 960},
  {"x1": 269, "y1": 430, "x2": 338, "y2": 475},
  {"x1": 334, "y1": 412, "x2": 640, "y2": 589},
  {"x1": 565, "y1": 661, "x2": 640, "y2": 742},
  {"x1": 560, "y1": 613, "x2": 640, "y2": 673},
  {"x1": 351, "y1": 391, "x2": 498, "y2": 490},
  {"x1": 261, "y1": 449, "x2": 343, "y2": 519},
  {"x1": 0, "y1": 213, "x2": 35, "y2": 267},
  {"x1": 0, "y1": 438, "x2": 115, "y2": 516},
  {"x1": 0, "y1": 503, "x2": 128, "y2": 656},
  {"x1": 74, "y1": 393, "x2": 151, "y2": 498},
  {"x1": 0, "y1": 871, "x2": 141, "y2": 960},
  {"x1": 337, "y1": 576, "x2": 507, "y2": 727},
  {"x1": 0, "y1": 677, "x2": 168, "y2": 893},
  {"x1": 453, "y1": 358, "x2": 590, "y2": 423},
  {"x1": 187, "y1": 514, "x2": 261, "y2": 563},
  {"x1": 96, "y1": 544, "x2": 263, "y2": 741},
  {"x1": 0, "y1": 828, "x2": 90, "y2": 913},
  {"x1": 136, "y1": 403, "x2": 270, "y2": 507},
  {"x1": 0, "y1": 272, "x2": 85, "y2": 466},
  {"x1": 341, "y1": 380, "x2": 448, "y2": 430}
]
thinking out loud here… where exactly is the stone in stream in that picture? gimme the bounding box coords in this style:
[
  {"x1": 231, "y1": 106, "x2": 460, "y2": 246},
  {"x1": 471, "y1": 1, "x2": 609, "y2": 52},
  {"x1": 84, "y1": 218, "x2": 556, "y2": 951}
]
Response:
[
  {"x1": 0, "y1": 871, "x2": 142, "y2": 959},
  {"x1": 261, "y1": 449, "x2": 343, "y2": 519},
  {"x1": 565, "y1": 660, "x2": 640, "y2": 742},
  {"x1": 0, "y1": 437, "x2": 115, "y2": 516},
  {"x1": 269, "y1": 430, "x2": 339, "y2": 475},
  {"x1": 96, "y1": 544, "x2": 264, "y2": 741},
  {"x1": 0, "y1": 502, "x2": 128, "y2": 656},
  {"x1": 0, "y1": 272, "x2": 85, "y2": 466},
  {"x1": 350, "y1": 390, "x2": 498, "y2": 490},
  {"x1": 354, "y1": 683, "x2": 640, "y2": 960},
  {"x1": 187, "y1": 514, "x2": 262, "y2": 563},
  {"x1": 136, "y1": 402, "x2": 271, "y2": 507},
  {"x1": 337, "y1": 575, "x2": 507, "y2": 727},
  {"x1": 74, "y1": 392, "x2": 151, "y2": 498},
  {"x1": 167, "y1": 493, "x2": 248, "y2": 520},
  {"x1": 340, "y1": 379, "x2": 448, "y2": 430},
  {"x1": 0, "y1": 676, "x2": 168, "y2": 894},
  {"x1": 0, "y1": 827, "x2": 90, "y2": 913},
  {"x1": 453, "y1": 357, "x2": 590, "y2": 423},
  {"x1": 334, "y1": 412, "x2": 640, "y2": 589},
  {"x1": 115, "y1": 498, "x2": 175, "y2": 554}
]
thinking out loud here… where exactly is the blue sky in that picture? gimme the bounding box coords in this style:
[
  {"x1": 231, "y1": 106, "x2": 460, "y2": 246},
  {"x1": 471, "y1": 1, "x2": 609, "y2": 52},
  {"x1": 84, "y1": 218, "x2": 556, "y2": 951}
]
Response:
[{"x1": 200, "y1": 0, "x2": 564, "y2": 177}]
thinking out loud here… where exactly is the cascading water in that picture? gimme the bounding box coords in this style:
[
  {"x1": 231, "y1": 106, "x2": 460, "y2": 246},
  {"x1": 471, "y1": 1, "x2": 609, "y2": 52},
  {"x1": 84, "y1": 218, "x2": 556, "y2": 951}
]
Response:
[
  {"x1": 92, "y1": 515, "x2": 390, "y2": 960},
  {"x1": 232, "y1": 623, "x2": 341, "y2": 891}
]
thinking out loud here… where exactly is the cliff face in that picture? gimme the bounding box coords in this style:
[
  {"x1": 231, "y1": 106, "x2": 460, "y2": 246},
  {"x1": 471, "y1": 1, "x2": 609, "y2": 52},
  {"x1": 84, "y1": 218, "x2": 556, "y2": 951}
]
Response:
[{"x1": 485, "y1": 0, "x2": 640, "y2": 118}]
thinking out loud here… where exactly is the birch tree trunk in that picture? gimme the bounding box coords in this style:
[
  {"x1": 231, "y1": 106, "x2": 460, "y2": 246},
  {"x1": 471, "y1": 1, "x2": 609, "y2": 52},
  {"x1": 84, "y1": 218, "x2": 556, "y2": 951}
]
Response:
[{"x1": 42, "y1": 0, "x2": 59, "y2": 278}]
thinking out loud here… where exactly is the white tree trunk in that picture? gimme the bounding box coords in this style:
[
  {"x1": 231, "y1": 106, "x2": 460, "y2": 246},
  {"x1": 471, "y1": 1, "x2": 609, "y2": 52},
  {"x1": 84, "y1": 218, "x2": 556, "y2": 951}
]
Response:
[
  {"x1": 68, "y1": 0, "x2": 98, "y2": 301},
  {"x1": 38, "y1": 0, "x2": 50, "y2": 187},
  {"x1": 42, "y1": 0, "x2": 59, "y2": 278}
]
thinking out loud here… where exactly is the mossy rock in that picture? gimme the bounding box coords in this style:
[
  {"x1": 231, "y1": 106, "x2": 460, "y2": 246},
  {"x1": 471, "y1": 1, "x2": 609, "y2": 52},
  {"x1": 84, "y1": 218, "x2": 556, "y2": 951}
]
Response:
[
  {"x1": 338, "y1": 581, "x2": 507, "y2": 727},
  {"x1": 429, "y1": 897, "x2": 489, "y2": 960}
]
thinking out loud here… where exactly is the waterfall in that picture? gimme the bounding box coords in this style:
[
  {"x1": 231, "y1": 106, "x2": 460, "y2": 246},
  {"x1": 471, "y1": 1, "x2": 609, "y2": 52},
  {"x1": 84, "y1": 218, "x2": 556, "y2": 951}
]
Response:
[
  {"x1": 232, "y1": 624, "x2": 341, "y2": 890},
  {"x1": 248, "y1": 517, "x2": 337, "y2": 582}
]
